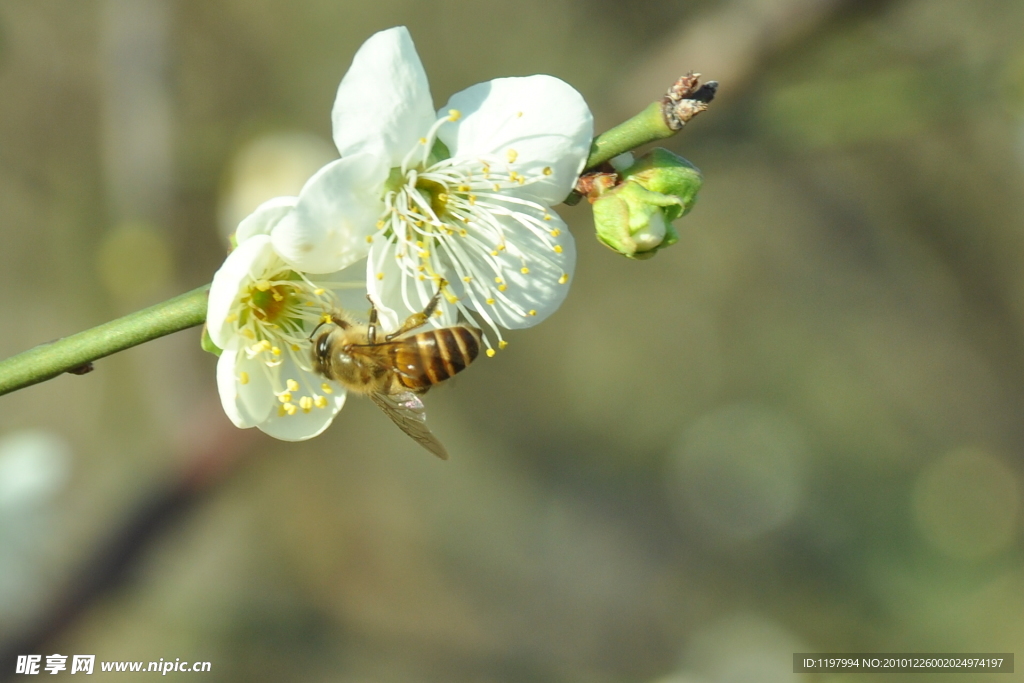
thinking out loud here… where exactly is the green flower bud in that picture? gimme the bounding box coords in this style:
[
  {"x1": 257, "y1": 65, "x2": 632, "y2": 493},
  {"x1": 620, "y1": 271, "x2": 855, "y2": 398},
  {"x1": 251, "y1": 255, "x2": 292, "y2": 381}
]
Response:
[{"x1": 591, "y1": 148, "x2": 702, "y2": 259}]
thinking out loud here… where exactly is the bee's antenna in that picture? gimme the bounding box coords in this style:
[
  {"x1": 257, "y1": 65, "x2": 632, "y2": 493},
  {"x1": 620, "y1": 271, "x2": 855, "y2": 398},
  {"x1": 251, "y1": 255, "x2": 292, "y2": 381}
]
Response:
[{"x1": 308, "y1": 318, "x2": 330, "y2": 341}]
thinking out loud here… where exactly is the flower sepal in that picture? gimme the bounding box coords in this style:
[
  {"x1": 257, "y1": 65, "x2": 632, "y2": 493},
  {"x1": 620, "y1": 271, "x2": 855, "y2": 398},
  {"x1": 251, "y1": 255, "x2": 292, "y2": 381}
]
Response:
[
  {"x1": 200, "y1": 325, "x2": 223, "y2": 357},
  {"x1": 590, "y1": 148, "x2": 702, "y2": 259}
]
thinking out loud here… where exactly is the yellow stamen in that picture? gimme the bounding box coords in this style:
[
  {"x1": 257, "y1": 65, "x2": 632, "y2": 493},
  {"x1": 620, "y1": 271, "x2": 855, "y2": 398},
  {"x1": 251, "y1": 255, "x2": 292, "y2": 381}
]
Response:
[
  {"x1": 553, "y1": 245, "x2": 563, "y2": 254},
  {"x1": 286, "y1": 379, "x2": 299, "y2": 392},
  {"x1": 238, "y1": 372, "x2": 249, "y2": 385},
  {"x1": 506, "y1": 149, "x2": 518, "y2": 164},
  {"x1": 529, "y1": 309, "x2": 537, "y2": 316},
  {"x1": 521, "y1": 267, "x2": 530, "y2": 274},
  {"x1": 448, "y1": 108, "x2": 461, "y2": 121},
  {"x1": 498, "y1": 340, "x2": 508, "y2": 349},
  {"x1": 278, "y1": 392, "x2": 292, "y2": 403},
  {"x1": 321, "y1": 383, "x2": 334, "y2": 394},
  {"x1": 486, "y1": 348, "x2": 496, "y2": 357},
  {"x1": 558, "y1": 273, "x2": 569, "y2": 284},
  {"x1": 299, "y1": 396, "x2": 313, "y2": 413}
]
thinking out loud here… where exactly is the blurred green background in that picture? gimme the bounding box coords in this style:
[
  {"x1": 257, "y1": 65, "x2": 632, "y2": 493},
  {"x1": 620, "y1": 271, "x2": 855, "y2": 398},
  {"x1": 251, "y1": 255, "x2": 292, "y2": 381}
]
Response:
[{"x1": 2, "y1": 0, "x2": 1024, "y2": 681}]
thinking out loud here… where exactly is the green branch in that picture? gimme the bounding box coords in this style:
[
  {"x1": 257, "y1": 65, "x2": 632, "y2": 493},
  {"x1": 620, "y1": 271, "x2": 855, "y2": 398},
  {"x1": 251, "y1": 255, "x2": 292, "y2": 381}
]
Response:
[
  {"x1": 0, "y1": 285, "x2": 209, "y2": 396},
  {"x1": 0, "y1": 75, "x2": 717, "y2": 398}
]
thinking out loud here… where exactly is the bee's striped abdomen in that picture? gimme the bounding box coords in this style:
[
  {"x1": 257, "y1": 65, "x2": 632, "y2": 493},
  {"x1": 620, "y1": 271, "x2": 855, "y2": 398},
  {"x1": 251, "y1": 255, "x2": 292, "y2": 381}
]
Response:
[{"x1": 392, "y1": 326, "x2": 482, "y2": 391}]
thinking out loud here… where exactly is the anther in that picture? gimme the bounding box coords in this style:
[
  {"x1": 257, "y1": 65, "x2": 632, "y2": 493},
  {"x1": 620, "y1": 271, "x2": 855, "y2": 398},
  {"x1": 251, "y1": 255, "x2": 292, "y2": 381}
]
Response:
[
  {"x1": 486, "y1": 298, "x2": 496, "y2": 305},
  {"x1": 314, "y1": 395, "x2": 329, "y2": 409},
  {"x1": 448, "y1": 109, "x2": 461, "y2": 121},
  {"x1": 521, "y1": 267, "x2": 530, "y2": 274},
  {"x1": 238, "y1": 372, "x2": 249, "y2": 385},
  {"x1": 499, "y1": 340, "x2": 508, "y2": 349},
  {"x1": 377, "y1": 272, "x2": 385, "y2": 280},
  {"x1": 299, "y1": 396, "x2": 314, "y2": 413},
  {"x1": 558, "y1": 274, "x2": 569, "y2": 284},
  {"x1": 506, "y1": 149, "x2": 518, "y2": 164},
  {"x1": 486, "y1": 348, "x2": 496, "y2": 357},
  {"x1": 543, "y1": 167, "x2": 553, "y2": 175},
  {"x1": 529, "y1": 309, "x2": 537, "y2": 316},
  {"x1": 286, "y1": 379, "x2": 300, "y2": 392},
  {"x1": 278, "y1": 392, "x2": 292, "y2": 403},
  {"x1": 321, "y1": 383, "x2": 334, "y2": 394},
  {"x1": 553, "y1": 245, "x2": 563, "y2": 253}
]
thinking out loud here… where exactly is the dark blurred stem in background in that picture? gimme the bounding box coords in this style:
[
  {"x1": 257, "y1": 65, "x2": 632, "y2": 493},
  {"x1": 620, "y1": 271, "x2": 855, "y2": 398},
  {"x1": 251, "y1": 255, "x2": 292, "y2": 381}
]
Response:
[
  {"x1": 0, "y1": 412, "x2": 256, "y2": 680},
  {"x1": 0, "y1": 0, "x2": 887, "y2": 673}
]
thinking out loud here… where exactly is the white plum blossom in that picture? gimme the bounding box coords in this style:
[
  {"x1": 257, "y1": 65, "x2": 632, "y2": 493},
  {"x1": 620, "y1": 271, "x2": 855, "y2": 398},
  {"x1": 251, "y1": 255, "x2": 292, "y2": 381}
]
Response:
[
  {"x1": 271, "y1": 26, "x2": 593, "y2": 354},
  {"x1": 207, "y1": 198, "x2": 361, "y2": 440}
]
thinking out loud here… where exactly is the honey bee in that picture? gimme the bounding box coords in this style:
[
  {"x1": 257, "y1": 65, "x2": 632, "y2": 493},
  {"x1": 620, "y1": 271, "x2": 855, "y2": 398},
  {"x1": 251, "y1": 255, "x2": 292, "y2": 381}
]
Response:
[{"x1": 310, "y1": 283, "x2": 482, "y2": 460}]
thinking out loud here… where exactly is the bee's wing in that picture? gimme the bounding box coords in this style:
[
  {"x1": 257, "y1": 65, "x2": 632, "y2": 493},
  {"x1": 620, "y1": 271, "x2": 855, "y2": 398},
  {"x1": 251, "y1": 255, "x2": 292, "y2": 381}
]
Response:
[{"x1": 369, "y1": 391, "x2": 449, "y2": 460}]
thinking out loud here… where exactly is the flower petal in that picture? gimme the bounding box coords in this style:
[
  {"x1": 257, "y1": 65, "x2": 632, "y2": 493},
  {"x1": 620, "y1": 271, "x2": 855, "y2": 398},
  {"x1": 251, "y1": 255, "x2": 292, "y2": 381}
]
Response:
[
  {"x1": 255, "y1": 354, "x2": 347, "y2": 441},
  {"x1": 207, "y1": 235, "x2": 280, "y2": 348},
  {"x1": 216, "y1": 345, "x2": 276, "y2": 429},
  {"x1": 439, "y1": 75, "x2": 593, "y2": 206},
  {"x1": 234, "y1": 196, "x2": 298, "y2": 243},
  {"x1": 331, "y1": 26, "x2": 436, "y2": 166},
  {"x1": 366, "y1": 237, "x2": 460, "y2": 334},
  {"x1": 451, "y1": 210, "x2": 575, "y2": 329},
  {"x1": 271, "y1": 153, "x2": 387, "y2": 274}
]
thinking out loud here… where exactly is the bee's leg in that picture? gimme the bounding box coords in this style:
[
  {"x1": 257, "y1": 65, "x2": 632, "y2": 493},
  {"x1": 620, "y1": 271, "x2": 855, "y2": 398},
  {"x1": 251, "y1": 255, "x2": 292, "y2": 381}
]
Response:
[
  {"x1": 385, "y1": 279, "x2": 447, "y2": 341},
  {"x1": 365, "y1": 295, "x2": 380, "y2": 344}
]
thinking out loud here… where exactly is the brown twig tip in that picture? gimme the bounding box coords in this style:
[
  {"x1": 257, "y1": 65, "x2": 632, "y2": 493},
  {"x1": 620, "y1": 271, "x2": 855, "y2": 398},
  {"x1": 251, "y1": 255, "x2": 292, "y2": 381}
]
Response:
[{"x1": 662, "y1": 73, "x2": 719, "y2": 131}]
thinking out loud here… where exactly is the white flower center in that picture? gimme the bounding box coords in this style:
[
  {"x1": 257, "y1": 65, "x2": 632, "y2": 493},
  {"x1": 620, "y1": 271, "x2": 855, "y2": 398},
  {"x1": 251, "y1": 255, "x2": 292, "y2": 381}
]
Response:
[
  {"x1": 370, "y1": 109, "x2": 570, "y2": 354},
  {"x1": 228, "y1": 266, "x2": 351, "y2": 417}
]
